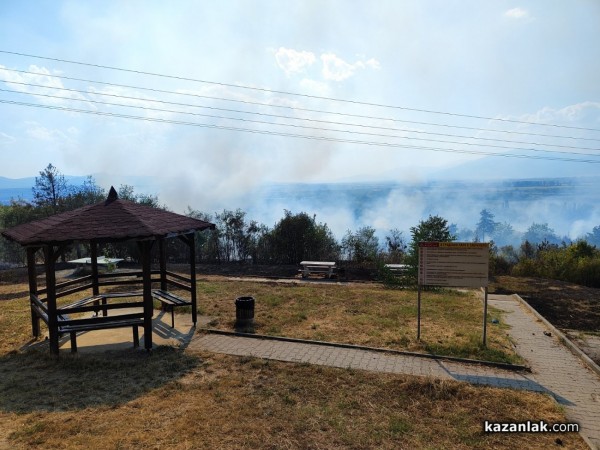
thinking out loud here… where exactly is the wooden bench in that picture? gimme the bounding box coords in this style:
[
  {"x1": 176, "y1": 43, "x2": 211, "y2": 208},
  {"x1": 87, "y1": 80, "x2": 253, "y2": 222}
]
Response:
[
  {"x1": 58, "y1": 314, "x2": 144, "y2": 353},
  {"x1": 152, "y1": 290, "x2": 191, "y2": 328},
  {"x1": 62, "y1": 292, "x2": 144, "y2": 316},
  {"x1": 384, "y1": 264, "x2": 409, "y2": 274},
  {"x1": 299, "y1": 261, "x2": 337, "y2": 279},
  {"x1": 58, "y1": 292, "x2": 146, "y2": 352}
]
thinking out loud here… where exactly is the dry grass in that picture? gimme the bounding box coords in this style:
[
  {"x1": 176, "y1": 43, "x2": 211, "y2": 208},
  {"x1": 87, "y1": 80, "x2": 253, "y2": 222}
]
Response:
[
  {"x1": 197, "y1": 278, "x2": 519, "y2": 364},
  {"x1": 0, "y1": 350, "x2": 587, "y2": 450},
  {"x1": 0, "y1": 270, "x2": 587, "y2": 449}
]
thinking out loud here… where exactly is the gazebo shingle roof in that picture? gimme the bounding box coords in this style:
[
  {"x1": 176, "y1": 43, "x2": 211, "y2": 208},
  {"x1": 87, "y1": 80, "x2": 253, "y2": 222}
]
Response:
[{"x1": 1, "y1": 187, "x2": 214, "y2": 246}]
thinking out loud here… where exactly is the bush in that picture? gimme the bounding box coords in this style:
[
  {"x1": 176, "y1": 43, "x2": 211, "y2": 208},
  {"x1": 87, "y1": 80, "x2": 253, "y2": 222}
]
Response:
[
  {"x1": 511, "y1": 258, "x2": 539, "y2": 277},
  {"x1": 511, "y1": 242, "x2": 600, "y2": 288}
]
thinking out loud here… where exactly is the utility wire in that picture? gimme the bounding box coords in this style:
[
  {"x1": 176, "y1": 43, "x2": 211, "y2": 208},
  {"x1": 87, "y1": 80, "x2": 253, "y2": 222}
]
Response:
[
  {"x1": 5, "y1": 79, "x2": 600, "y2": 151},
  {"x1": 1, "y1": 67, "x2": 598, "y2": 143},
  {"x1": 3, "y1": 87, "x2": 599, "y2": 159},
  {"x1": 2, "y1": 98, "x2": 599, "y2": 164},
  {"x1": 2, "y1": 49, "x2": 599, "y2": 132}
]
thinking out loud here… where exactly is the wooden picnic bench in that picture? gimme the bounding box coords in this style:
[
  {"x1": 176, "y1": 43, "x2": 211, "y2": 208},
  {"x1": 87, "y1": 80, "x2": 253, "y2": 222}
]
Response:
[
  {"x1": 152, "y1": 289, "x2": 192, "y2": 328},
  {"x1": 58, "y1": 314, "x2": 144, "y2": 353},
  {"x1": 299, "y1": 261, "x2": 337, "y2": 279},
  {"x1": 57, "y1": 292, "x2": 146, "y2": 352},
  {"x1": 384, "y1": 264, "x2": 409, "y2": 274}
]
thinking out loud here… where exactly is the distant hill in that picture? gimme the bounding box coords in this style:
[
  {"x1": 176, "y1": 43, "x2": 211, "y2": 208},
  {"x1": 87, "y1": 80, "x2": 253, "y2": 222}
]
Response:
[
  {"x1": 432, "y1": 155, "x2": 599, "y2": 181},
  {"x1": 0, "y1": 176, "x2": 36, "y2": 189}
]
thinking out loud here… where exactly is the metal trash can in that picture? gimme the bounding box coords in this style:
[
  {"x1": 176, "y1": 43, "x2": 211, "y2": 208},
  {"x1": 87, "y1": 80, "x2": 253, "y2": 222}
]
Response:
[{"x1": 235, "y1": 296, "x2": 255, "y2": 331}]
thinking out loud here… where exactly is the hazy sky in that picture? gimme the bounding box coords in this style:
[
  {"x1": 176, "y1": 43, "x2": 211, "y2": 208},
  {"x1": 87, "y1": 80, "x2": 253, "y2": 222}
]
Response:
[{"x1": 0, "y1": 0, "x2": 599, "y2": 214}]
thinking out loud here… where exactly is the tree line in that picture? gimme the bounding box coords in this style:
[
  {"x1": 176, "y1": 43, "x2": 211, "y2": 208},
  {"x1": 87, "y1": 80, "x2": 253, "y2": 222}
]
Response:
[{"x1": 1, "y1": 165, "x2": 599, "y2": 287}]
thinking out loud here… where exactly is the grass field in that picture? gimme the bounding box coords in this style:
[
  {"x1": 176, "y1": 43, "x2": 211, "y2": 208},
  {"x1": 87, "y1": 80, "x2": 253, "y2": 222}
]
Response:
[
  {"x1": 0, "y1": 270, "x2": 587, "y2": 449},
  {"x1": 196, "y1": 277, "x2": 520, "y2": 364}
]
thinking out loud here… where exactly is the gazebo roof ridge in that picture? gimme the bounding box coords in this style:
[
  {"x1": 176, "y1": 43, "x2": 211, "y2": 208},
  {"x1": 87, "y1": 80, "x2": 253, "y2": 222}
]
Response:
[{"x1": 105, "y1": 186, "x2": 119, "y2": 205}]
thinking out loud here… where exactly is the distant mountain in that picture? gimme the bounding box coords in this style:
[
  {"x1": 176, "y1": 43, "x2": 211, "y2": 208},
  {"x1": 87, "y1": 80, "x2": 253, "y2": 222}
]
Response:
[
  {"x1": 432, "y1": 155, "x2": 599, "y2": 181},
  {"x1": 0, "y1": 176, "x2": 36, "y2": 189}
]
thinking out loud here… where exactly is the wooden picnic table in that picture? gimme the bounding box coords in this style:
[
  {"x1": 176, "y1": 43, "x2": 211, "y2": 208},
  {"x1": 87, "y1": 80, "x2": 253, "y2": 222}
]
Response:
[
  {"x1": 299, "y1": 261, "x2": 337, "y2": 279},
  {"x1": 384, "y1": 264, "x2": 409, "y2": 274}
]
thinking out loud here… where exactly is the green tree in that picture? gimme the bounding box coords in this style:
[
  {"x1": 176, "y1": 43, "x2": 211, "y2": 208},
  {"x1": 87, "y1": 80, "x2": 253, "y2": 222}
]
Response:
[
  {"x1": 342, "y1": 226, "x2": 380, "y2": 262},
  {"x1": 407, "y1": 215, "x2": 456, "y2": 268},
  {"x1": 0, "y1": 200, "x2": 43, "y2": 264},
  {"x1": 523, "y1": 222, "x2": 560, "y2": 245},
  {"x1": 118, "y1": 184, "x2": 160, "y2": 207},
  {"x1": 491, "y1": 222, "x2": 520, "y2": 247},
  {"x1": 186, "y1": 208, "x2": 221, "y2": 262},
  {"x1": 269, "y1": 211, "x2": 338, "y2": 264},
  {"x1": 32, "y1": 163, "x2": 68, "y2": 214},
  {"x1": 62, "y1": 176, "x2": 106, "y2": 210},
  {"x1": 586, "y1": 226, "x2": 600, "y2": 247},
  {"x1": 385, "y1": 228, "x2": 406, "y2": 262},
  {"x1": 476, "y1": 209, "x2": 498, "y2": 242}
]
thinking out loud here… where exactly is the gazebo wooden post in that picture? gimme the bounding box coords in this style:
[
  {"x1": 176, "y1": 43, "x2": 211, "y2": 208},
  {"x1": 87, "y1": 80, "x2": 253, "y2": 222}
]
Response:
[
  {"x1": 90, "y1": 240, "x2": 105, "y2": 316},
  {"x1": 140, "y1": 240, "x2": 154, "y2": 351},
  {"x1": 158, "y1": 238, "x2": 167, "y2": 292},
  {"x1": 43, "y1": 245, "x2": 59, "y2": 355},
  {"x1": 26, "y1": 247, "x2": 39, "y2": 337},
  {"x1": 90, "y1": 241, "x2": 100, "y2": 296},
  {"x1": 189, "y1": 233, "x2": 197, "y2": 326}
]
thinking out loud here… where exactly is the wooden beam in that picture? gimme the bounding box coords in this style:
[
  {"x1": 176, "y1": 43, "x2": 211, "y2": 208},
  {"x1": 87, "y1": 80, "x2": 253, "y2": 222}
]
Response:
[
  {"x1": 26, "y1": 247, "x2": 40, "y2": 337},
  {"x1": 158, "y1": 238, "x2": 167, "y2": 292},
  {"x1": 90, "y1": 241, "x2": 100, "y2": 296},
  {"x1": 189, "y1": 233, "x2": 197, "y2": 325},
  {"x1": 139, "y1": 241, "x2": 154, "y2": 351},
  {"x1": 178, "y1": 234, "x2": 192, "y2": 246},
  {"x1": 53, "y1": 244, "x2": 68, "y2": 263},
  {"x1": 44, "y1": 245, "x2": 59, "y2": 355}
]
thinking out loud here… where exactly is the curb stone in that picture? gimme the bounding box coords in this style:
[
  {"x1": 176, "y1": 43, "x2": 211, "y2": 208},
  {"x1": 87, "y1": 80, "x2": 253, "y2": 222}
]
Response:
[
  {"x1": 200, "y1": 328, "x2": 530, "y2": 372},
  {"x1": 512, "y1": 294, "x2": 600, "y2": 379}
]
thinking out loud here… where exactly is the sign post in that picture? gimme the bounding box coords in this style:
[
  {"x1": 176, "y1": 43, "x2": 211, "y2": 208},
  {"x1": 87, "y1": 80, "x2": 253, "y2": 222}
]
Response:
[
  {"x1": 417, "y1": 284, "x2": 422, "y2": 340},
  {"x1": 417, "y1": 242, "x2": 490, "y2": 346}
]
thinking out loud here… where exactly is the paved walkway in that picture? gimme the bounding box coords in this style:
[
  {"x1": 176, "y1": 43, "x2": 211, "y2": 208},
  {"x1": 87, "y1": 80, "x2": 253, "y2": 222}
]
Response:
[
  {"x1": 488, "y1": 295, "x2": 600, "y2": 449},
  {"x1": 190, "y1": 294, "x2": 600, "y2": 449}
]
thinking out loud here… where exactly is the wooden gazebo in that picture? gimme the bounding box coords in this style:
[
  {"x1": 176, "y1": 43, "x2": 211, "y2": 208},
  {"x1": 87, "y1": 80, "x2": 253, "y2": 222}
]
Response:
[{"x1": 1, "y1": 187, "x2": 214, "y2": 354}]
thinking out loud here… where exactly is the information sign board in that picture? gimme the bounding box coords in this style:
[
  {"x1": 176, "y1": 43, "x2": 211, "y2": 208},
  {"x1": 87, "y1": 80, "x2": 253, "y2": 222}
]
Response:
[{"x1": 418, "y1": 242, "x2": 489, "y2": 287}]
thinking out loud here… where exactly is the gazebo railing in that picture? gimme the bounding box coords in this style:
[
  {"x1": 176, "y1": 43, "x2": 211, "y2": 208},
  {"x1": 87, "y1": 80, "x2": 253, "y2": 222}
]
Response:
[
  {"x1": 30, "y1": 293, "x2": 49, "y2": 325},
  {"x1": 29, "y1": 263, "x2": 197, "y2": 352},
  {"x1": 37, "y1": 274, "x2": 93, "y2": 296}
]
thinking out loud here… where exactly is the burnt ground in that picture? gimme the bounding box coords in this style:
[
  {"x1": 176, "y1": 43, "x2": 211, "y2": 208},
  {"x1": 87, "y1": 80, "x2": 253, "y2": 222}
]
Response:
[
  {"x1": 490, "y1": 276, "x2": 600, "y2": 332},
  {"x1": 490, "y1": 276, "x2": 600, "y2": 365}
]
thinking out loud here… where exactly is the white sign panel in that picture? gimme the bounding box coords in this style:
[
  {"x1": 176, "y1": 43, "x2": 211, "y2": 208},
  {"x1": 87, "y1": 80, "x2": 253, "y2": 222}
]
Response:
[{"x1": 418, "y1": 242, "x2": 489, "y2": 287}]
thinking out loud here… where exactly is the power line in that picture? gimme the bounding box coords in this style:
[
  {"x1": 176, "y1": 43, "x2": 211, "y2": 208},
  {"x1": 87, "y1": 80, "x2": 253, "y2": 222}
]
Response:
[
  {"x1": 2, "y1": 98, "x2": 600, "y2": 164},
  {"x1": 5, "y1": 79, "x2": 600, "y2": 151},
  {"x1": 4, "y1": 87, "x2": 600, "y2": 160},
  {"x1": 2, "y1": 67, "x2": 599, "y2": 144},
  {"x1": 2, "y1": 49, "x2": 599, "y2": 132}
]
